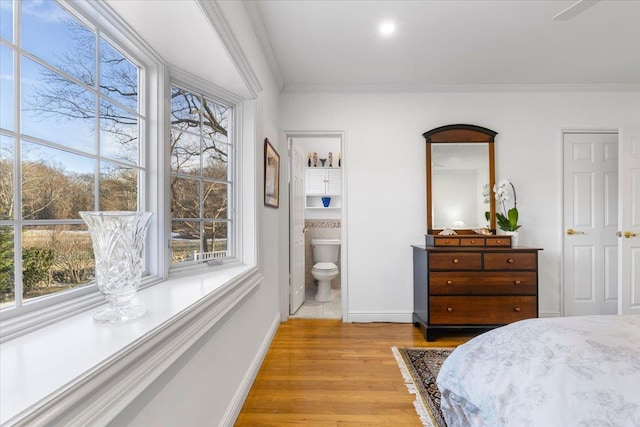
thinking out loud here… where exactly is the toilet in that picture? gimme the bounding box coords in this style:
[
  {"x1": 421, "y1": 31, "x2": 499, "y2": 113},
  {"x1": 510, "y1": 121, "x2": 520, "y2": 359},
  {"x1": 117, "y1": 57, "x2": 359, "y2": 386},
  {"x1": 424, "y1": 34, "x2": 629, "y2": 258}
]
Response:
[{"x1": 310, "y1": 239, "x2": 340, "y2": 302}]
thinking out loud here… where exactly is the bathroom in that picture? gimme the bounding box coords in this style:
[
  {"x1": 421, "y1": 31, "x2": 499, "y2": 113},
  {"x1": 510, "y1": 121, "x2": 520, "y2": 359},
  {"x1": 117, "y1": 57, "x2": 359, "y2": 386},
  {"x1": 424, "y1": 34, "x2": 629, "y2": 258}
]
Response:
[{"x1": 289, "y1": 135, "x2": 343, "y2": 319}]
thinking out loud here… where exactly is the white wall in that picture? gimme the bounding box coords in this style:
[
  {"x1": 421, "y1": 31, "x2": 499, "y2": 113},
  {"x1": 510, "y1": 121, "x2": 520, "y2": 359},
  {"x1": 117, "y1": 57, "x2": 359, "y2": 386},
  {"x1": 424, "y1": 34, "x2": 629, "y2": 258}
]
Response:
[
  {"x1": 108, "y1": 2, "x2": 284, "y2": 426},
  {"x1": 280, "y1": 90, "x2": 640, "y2": 319}
]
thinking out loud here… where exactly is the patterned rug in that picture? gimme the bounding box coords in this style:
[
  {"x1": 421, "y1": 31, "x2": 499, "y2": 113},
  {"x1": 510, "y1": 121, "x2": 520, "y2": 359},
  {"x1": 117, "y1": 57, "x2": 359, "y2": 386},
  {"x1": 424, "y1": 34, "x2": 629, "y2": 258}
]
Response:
[{"x1": 392, "y1": 347, "x2": 454, "y2": 427}]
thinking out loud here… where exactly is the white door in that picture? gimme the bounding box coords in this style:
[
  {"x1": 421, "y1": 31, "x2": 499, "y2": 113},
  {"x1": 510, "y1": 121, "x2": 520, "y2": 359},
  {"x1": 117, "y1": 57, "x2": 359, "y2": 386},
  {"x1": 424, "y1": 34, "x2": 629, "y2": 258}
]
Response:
[
  {"x1": 289, "y1": 140, "x2": 306, "y2": 314},
  {"x1": 618, "y1": 127, "x2": 640, "y2": 315},
  {"x1": 563, "y1": 132, "x2": 619, "y2": 316}
]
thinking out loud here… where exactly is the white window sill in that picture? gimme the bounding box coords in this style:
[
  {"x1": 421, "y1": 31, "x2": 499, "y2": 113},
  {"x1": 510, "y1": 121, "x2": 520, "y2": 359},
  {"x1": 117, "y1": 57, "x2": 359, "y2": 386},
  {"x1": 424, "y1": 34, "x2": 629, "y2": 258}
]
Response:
[{"x1": 0, "y1": 264, "x2": 262, "y2": 426}]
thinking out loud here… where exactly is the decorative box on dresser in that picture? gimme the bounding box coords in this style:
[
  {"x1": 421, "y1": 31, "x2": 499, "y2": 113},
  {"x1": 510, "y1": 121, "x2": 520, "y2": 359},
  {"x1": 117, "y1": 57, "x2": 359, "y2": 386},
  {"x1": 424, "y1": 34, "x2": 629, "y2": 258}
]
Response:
[{"x1": 412, "y1": 235, "x2": 542, "y2": 341}]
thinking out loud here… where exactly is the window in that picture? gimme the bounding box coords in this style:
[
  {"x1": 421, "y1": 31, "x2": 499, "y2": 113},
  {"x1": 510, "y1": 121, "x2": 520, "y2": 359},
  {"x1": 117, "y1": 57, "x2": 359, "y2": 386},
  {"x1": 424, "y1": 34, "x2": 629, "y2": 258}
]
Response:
[
  {"x1": 170, "y1": 84, "x2": 234, "y2": 267},
  {"x1": 0, "y1": 0, "x2": 144, "y2": 310}
]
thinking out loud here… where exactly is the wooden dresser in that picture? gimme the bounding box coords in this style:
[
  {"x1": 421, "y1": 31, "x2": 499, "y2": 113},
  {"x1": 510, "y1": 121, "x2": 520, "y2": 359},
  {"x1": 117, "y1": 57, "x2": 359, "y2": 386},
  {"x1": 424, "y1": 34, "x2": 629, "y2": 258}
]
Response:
[{"x1": 412, "y1": 235, "x2": 541, "y2": 341}]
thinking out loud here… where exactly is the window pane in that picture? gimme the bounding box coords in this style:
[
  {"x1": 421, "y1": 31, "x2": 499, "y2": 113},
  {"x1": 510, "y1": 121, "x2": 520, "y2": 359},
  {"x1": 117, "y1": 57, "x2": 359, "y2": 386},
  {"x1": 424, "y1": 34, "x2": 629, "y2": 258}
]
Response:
[
  {"x1": 0, "y1": 0, "x2": 12, "y2": 42},
  {"x1": 99, "y1": 161, "x2": 138, "y2": 211},
  {"x1": 22, "y1": 224, "x2": 93, "y2": 302},
  {"x1": 203, "y1": 139, "x2": 229, "y2": 181},
  {"x1": 99, "y1": 37, "x2": 138, "y2": 112},
  {"x1": 171, "y1": 221, "x2": 200, "y2": 263},
  {"x1": 22, "y1": 142, "x2": 95, "y2": 220},
  {"x1": 0, "y1": 226, "x2": 15, "y2": 307},
  {"x1": 202, "y1": 96, "x2": 229, "y2": 143},
  {"x1": 21, "y1": 0, "x2": 96, "y2": 84},
  {"x1": 0, "y1": 135, "x2": 14, "y2": 220},
  {"x1": 21, "y1": 56, "x2": 95, "y2": 153},
  {"x1": 171, "y1": 130, "x2": 200, "y2": 175},
  {"x1": 171, "y1": 177, "x2": 200, "y2": 218},
  {"x1": 0, "y1": 45, "x2": 13, "y2": 131},
  {"x1": 203, "y1": 181, "x2": 228, "y2": 220},
  {"x1": 204, "y1": 221, "x2": 228, "y2": 259},
  {"x1": 100, "y1": 98, "x2": 138, "y2": 164},
  {"x1": 171, "y1": 86, "x2": 200, "y2": 132}
]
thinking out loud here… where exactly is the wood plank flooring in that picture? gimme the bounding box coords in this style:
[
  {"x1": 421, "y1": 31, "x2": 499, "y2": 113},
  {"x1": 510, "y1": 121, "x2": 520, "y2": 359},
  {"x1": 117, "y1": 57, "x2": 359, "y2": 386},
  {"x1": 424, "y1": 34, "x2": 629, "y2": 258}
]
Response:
[{"x1": 235, "y1": 319, "x2": 474, "y2": 427}]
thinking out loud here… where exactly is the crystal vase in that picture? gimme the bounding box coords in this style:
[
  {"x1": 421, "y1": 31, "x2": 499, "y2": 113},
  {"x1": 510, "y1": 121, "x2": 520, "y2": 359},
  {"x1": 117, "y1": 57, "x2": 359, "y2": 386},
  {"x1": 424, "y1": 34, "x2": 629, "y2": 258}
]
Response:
[{"x1": 80, "y1": 211, "x2": 152, "y2": 323}]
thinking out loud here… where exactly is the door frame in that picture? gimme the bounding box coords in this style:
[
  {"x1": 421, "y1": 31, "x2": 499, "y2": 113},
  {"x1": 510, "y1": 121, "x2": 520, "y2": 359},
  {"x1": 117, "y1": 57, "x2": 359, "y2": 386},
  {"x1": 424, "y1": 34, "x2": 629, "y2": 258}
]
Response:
[
  {"x1": 561, "y1": 128, "x2": 619, "y2": 317},
  {"x1": 279, "y1": 130, "x2": 348, "y2": 322}
]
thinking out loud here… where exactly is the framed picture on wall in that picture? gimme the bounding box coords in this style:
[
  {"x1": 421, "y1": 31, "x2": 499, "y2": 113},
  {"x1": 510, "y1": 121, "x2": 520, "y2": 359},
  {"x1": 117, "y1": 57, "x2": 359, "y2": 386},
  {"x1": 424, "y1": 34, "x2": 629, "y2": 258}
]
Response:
[{"x1": 264, "y1": 138, "x2": 280, "y2": 208}]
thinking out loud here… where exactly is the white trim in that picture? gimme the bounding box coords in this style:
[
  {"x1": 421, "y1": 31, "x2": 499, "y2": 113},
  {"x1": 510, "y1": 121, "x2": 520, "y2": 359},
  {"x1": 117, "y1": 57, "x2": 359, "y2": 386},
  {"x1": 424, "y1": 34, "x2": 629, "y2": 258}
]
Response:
[
  {"x1": 219, "y1": 312, "x2": 280, "y2": 426},
  {"x1": 282, "y1": 83, "x2": 640, "y2": 94},
  {"x1": 1, "y1": 266, "x2": 262, "y2": 426},
  {"x1": 242, "y1": 0, "x2": 285, "y2": 91},
  {"x1": 196, "y1": 0, "x2": 262, "y2": 99},
  {"x1": 347, "y1": 312, "x2": 413, "y2": 323}
]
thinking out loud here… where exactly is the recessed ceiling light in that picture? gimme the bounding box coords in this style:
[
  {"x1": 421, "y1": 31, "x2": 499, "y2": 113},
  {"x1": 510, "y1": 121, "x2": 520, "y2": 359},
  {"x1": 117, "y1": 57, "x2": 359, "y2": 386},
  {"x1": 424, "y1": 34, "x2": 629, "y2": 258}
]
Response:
[{"x1": 379, "y1": 21, "x2": 395, "y2": 36}]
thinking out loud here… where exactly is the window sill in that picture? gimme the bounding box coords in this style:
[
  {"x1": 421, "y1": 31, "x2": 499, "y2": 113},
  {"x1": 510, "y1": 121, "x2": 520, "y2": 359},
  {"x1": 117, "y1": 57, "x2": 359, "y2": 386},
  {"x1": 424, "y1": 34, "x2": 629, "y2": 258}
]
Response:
[{"x1": 0, "y1": 264, "x2": 262, "y2": 426}]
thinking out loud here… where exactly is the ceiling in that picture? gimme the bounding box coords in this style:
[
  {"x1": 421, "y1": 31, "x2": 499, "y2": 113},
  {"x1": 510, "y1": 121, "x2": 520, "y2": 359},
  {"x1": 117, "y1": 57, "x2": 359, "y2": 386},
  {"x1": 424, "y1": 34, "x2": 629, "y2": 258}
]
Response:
[{"x1": 248, "y1": 0, "x2": 640, "y2": 91}]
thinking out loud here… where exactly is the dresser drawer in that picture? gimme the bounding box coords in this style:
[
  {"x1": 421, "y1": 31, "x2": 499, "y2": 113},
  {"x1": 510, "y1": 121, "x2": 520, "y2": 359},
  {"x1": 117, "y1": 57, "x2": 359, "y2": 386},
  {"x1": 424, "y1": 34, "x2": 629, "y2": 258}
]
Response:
[
  {"x1": 429, "y1": 253, "x2": 481, "y2": 270},
  {"x1": 430, "y1": 296, "x2": 537, "y2": 325},
  {"x1": 432, "y1": 237, "x2": 460, "y2": 247},
  {"x1": 459, "y1": 237, "x2": 485, "y2": 246},
  {"x1": 429, "y1": 272, "x2": 537, "y2": 295},
  {"x1": 484, "y1": 252, "x2": 537, "y2": 270},
  {"x1": 485, "y1": 237, "x2": 511, "y2": 247}
]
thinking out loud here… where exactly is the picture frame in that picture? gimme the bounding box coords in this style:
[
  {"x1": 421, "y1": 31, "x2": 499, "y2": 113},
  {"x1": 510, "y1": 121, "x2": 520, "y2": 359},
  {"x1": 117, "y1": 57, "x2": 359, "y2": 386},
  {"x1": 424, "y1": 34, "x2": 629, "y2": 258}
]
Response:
[{"x1": 264, "y1": 138, "x2": 280, "y2": 208}]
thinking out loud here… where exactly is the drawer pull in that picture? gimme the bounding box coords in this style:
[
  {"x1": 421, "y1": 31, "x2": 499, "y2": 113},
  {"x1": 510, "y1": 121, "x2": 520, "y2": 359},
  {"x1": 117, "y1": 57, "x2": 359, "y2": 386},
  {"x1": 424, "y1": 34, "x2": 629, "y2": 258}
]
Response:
[
  {"x1": 446, "y1": 280, "x2": 454, "y2": 285},
  {"x1": 514, "y1": 280, "x2": 522, "y2": 285},
  {"x1": 514, "y1": 307, "x2": 521, "y2": 312},
  {"x1": 507, "y1": 258, "x2": 515, "y2": 264},
  {"x1": 452, "y1": 258, "x2": 460, "y2": 264},
  {"x1": 447, "y1": 307, "x2": 453, "y2": 312}
]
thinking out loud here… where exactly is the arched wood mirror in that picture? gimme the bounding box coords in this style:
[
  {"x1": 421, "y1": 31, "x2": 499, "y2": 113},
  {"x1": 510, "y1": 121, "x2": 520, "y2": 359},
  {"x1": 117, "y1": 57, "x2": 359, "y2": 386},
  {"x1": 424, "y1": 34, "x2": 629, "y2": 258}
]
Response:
[{"x1": 423, "y1": 124, "x2": 497, "y2": 234}]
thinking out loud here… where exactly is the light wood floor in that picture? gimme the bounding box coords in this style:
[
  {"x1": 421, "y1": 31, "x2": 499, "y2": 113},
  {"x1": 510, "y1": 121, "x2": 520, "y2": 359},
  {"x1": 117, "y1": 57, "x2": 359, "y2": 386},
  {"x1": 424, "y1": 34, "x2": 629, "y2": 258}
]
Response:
[{"x1": 235, "y1": 319, "x2": 474, "y2": 427}]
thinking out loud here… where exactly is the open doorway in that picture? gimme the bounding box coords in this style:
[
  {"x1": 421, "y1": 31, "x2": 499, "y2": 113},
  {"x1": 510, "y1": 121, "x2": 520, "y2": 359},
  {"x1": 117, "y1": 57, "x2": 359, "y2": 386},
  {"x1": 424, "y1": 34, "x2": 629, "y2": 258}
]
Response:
[{"x1": 284, "y1": 132, "x2": 346, "y2": 320}]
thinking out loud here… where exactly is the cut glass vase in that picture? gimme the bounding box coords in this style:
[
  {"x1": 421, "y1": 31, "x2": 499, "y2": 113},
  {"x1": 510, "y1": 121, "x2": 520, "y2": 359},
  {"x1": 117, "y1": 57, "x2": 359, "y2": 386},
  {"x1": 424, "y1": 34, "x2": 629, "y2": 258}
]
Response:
[{"x1": 80, "y1": 211, "x2": 152, "y2": 323}]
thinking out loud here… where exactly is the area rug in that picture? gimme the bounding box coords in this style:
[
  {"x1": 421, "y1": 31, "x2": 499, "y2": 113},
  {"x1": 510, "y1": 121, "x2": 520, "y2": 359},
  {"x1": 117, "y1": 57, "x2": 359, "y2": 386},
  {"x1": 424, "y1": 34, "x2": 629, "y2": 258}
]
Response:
[{"x1": 392, "y1": 347, "x2": 454, "y2": 427}]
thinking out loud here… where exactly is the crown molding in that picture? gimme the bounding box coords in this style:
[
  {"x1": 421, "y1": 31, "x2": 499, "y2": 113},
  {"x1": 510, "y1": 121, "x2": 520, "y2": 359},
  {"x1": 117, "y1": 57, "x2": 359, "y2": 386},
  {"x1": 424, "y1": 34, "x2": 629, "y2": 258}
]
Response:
[
  {"x1": 282, "y1": 83, "x2": 640, "y2": 94},
  {"x1": 242, "y1": 0, "x2": 285, "y2": 91},
  {"x1": 196, "y1": 0, "x2": 262, "y2": 98}
]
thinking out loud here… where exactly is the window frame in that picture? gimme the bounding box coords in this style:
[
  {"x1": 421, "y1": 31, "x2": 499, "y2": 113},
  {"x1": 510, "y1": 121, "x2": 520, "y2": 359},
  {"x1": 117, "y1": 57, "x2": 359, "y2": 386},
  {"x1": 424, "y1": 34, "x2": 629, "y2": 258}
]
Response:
[
  {"x1": 167, "y1": 76, "x2": 242, "y2": 276},
  {"x1": 0, "y1": 0, "x2": 254, "y2": 341}
]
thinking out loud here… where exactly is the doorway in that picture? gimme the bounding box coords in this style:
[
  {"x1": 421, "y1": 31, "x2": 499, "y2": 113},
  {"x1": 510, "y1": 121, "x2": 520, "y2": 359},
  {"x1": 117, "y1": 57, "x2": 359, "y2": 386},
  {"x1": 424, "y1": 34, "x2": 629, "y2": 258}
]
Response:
[
  {"x1": 284, "y1": 132, "x2": 346, "y2": 320},
  {"x1": 563, "y1": 131, "x2": 619, "y2": 316}
]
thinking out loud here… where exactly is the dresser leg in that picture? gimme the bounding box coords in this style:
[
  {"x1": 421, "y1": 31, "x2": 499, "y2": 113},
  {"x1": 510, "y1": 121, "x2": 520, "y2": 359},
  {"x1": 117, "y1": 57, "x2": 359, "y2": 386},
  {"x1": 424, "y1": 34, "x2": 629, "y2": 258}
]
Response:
[{"x1": 426, "y1": 330, "x2": 436, "y2": 342}]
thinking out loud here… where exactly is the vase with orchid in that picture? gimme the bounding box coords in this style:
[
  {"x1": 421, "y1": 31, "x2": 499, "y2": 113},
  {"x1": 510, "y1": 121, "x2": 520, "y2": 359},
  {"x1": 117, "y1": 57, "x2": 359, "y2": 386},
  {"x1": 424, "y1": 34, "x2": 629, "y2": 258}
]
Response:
[{"x1": 493, "y1": 179, "x2": 521, "y2": 232}]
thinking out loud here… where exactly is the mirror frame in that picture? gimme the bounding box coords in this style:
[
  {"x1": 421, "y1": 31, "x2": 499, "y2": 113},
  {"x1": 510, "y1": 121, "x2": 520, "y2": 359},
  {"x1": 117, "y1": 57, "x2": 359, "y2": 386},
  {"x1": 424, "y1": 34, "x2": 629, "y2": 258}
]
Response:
[{"x1": 423, "y1": 124, "x2": 497, "y2": 234}]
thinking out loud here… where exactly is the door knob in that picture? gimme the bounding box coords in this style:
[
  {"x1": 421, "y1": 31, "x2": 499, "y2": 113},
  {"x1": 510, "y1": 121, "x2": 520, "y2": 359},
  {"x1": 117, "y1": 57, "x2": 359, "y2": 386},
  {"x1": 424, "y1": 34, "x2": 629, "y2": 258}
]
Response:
[
  {"x1": 566, "y1": 228, "x2": 585, "y2": 235},
  {"x1": 625, "y1": 231, "x2": 639, "y2": 238},
  {"x1": 617, "y1": 231, "x2": 622, "y2": 238}
]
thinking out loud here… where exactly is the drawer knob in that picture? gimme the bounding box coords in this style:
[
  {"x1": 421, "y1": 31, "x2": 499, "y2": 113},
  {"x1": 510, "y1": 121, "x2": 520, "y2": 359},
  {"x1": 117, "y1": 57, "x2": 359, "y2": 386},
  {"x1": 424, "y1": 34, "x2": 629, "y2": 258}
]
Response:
[
  {"x1": 452, "y1": 258, "x2": 460, "y2": 264},
  {"x1": 507, "y1": 258, "x2": 515, "y2": 264},
  {"x1": 514, "y1": 307, "x2": 521, "y2": 312},
  {"x1": 514, "y1": 280, "x2": 522, "y2": 285},
  {"x1": 446, "y1": 280, "x2": 454, "y2": 285},
  {"x1": 444, "y1": 240, "x2": 450, "y2": 244},
  {"x1": 447, "y1": 307, "x2": 453, "y2": 312},
  {"x1": 496, "y1": 240, "x2": 502, "y2": 244},
  {"x1": 470, "y1": 240, "x2": 476, "y2": 244}
]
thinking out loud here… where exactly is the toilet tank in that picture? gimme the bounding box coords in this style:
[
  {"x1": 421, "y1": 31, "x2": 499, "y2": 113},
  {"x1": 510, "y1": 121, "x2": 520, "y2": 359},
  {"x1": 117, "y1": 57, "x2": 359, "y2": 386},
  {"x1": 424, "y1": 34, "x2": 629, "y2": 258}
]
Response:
[{"x1": 311, "y1": 239, "x2": 341, "y2": 263}]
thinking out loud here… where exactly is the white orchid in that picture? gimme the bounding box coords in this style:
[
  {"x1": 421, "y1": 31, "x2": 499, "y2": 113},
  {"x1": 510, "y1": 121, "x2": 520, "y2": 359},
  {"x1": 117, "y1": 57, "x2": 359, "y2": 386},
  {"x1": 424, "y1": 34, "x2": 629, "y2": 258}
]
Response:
[{"x1": 490, "y1": 179, "x2": 521, "y2": 231}]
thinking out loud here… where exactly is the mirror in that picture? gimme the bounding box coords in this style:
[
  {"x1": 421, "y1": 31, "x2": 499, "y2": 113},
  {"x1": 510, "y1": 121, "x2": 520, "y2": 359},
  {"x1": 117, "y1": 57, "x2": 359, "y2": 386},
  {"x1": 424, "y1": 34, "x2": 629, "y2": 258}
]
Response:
[{"x1": 423, "y1": 124, "x2": 497, "y2": 234}]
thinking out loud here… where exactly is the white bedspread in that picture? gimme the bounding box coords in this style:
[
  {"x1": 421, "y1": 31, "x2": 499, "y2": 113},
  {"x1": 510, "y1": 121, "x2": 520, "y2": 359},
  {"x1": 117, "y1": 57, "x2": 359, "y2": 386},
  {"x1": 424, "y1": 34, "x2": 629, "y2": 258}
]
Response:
[{"x1": 437, "y1": 315, "x2": 640, "y2": 427}]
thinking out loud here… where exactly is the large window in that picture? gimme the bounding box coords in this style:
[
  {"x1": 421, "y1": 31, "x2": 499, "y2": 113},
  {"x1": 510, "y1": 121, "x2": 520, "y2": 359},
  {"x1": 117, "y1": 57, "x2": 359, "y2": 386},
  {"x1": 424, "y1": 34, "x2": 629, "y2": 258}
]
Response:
[
  {"x1": 170, "y1": 84, "x2": 233, "y2": 266},
  {"x1": 0, "y1": 0, "x2": 144, "y2": 309}
]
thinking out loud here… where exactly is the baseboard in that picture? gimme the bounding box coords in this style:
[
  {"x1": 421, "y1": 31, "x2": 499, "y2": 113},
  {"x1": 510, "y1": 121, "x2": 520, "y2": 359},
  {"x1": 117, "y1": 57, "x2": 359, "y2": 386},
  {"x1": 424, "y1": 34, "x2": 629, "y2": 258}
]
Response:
[
  {"x1": 220, "y1": 312, "x2": 281, "y2": 426},
  {"x1": 346, "y1": 312, "x2": 413, "y2": 323}
]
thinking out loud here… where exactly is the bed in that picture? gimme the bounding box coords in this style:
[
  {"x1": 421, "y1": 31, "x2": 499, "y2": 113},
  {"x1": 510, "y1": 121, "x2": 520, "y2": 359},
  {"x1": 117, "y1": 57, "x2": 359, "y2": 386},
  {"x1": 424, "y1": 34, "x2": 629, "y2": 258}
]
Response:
[{"x1": 436, "y1": 315, "x2": 640, "y2": 427}]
